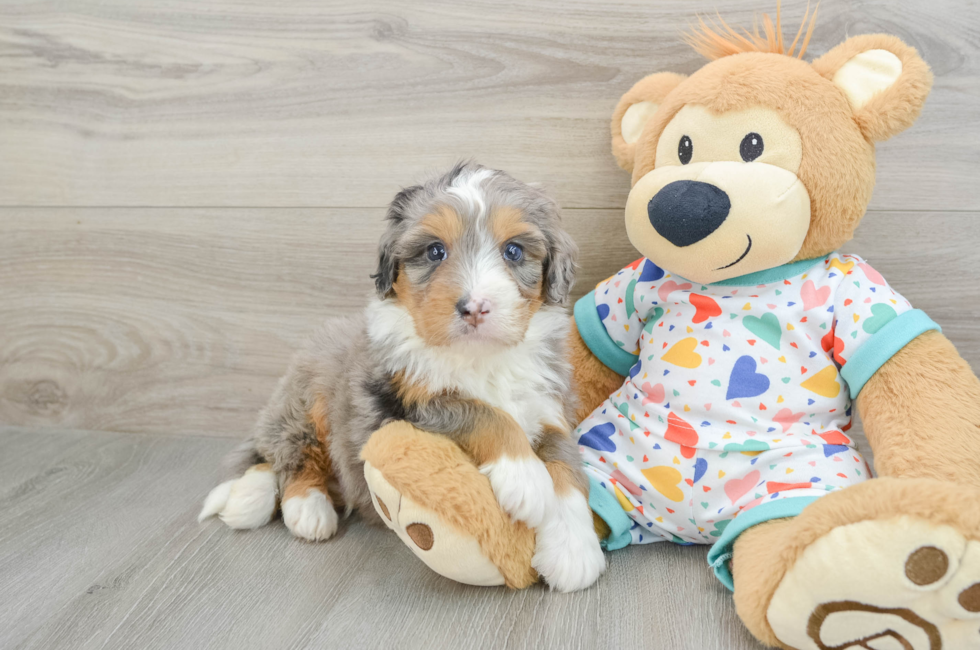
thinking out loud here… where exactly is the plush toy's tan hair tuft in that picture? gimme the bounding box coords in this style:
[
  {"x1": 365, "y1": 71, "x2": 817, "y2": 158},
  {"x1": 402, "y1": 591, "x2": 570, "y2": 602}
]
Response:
[{"x1": 685, "y1": 2, "x2": 819, "y2": 61}]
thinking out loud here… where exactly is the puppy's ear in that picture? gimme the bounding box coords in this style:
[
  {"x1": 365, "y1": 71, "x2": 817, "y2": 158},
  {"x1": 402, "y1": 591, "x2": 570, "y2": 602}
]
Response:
[
  {"x1": 372, "y1": 185, "x2": 421, "y2": 298},
  {"x1": 540, "y1": 202, "x2": 579, "y2": 306},
  {"x1": 612, "y1": 72, "x2": 687, "y2": 172},
  {"x1": 812, "y1": 34, "x2": 933, "y2": 142}
]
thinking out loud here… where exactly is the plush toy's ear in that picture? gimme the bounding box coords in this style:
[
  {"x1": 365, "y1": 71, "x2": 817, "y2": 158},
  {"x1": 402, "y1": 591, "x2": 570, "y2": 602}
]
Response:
[
  {"x1": 811, "y1": 34, "x2": 933, "y2": 142},
  {"x1": 611, "y1": 72, "x2": 687, "y2": 172}
]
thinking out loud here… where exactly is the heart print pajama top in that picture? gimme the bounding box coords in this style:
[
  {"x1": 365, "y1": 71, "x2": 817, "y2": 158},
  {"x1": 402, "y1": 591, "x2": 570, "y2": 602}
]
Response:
[{"x1": 573, "y1": 253, "x2": 940, "y2": 589}]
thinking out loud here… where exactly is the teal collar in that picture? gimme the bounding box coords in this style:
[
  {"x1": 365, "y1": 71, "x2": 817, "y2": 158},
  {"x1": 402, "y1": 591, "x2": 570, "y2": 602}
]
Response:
[{"x1": 682, "y1": 256, "x2": 825, "y2": 287}]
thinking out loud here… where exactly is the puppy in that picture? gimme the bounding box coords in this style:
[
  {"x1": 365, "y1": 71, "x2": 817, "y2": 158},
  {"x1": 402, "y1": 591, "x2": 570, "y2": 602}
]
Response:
[{"x1": 199, "y1": 162, "x2": 606, "y2": 592}]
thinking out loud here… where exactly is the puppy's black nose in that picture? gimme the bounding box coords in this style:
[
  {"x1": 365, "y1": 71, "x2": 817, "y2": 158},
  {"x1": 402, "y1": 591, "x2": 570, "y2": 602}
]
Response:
[{"x1": 647, "y1": 180, "x2": 731, "y2": 247}]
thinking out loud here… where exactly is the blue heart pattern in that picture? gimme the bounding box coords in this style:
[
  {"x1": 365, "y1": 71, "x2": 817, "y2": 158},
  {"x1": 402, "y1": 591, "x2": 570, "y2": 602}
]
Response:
[
  {"x1": 726, "y1": 356, "x2": 770, "y2": 400},
  {"x1": 579, "y1": 422, "x2": 617, "y2": 452}
]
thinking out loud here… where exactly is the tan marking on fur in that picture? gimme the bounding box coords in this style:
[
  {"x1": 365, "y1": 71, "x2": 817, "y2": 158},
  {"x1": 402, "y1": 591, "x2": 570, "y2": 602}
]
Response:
[
  {"x1": 419, "y1": 205, "x2": 464, "y2": 245},
  {"x1": 391, "y1": 370, "x2": 439, "y2": 407},
  {"x1": 546, "y1": 460, "x2": 586, "y2": 498},
  {"x1": 281, "y1": 394, "x2": 339, "y2": 505},
  {"x1": 465, "y1": 402, "x2": 536, "y2": 464},
  {"x1": 245, "y1": 463, "x2": 272, "y2": 474},
  {"x1": 393, "y1": 263, "x2": 458, "y2": 347},
  {"x1": 489, "y1": 206, "x2": 535, "y2": 245},
  {"x1": 568, "y1": 317, "x2": 626, "y2": 422},
  {"x1": 731, "y1": 477, "x2": 980, "y2": 647},
  {"x1": 392, "y1": 205, "x2": 467, "y2": 348},
  {"x1": 361, "y1": 422, "x2": 538, "y2": 588},
  {"x1": 685, "y1": 3, "x2": 818, "y2": 61}
]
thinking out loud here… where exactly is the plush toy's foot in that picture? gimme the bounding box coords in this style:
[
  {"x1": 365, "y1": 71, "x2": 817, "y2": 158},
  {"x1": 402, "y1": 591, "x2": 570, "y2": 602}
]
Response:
[
  {"x1": 365, "y1": 461, "x2": 507, "y2": 586},
  {"x1": 732, "y1": 478, "x2": 980, "y2": 650},
  {"x1": 360, "y1": 422, "x2": 538, "y2": 589}
]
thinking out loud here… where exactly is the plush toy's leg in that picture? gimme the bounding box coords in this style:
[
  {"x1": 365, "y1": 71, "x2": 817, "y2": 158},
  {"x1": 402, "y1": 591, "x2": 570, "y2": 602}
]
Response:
[
  {"x1": 360, "y1": 421, "x2": 538, "y2": 589},
  {"x1": 728, "y1": 478, "x2": 980, "y2": 650}
]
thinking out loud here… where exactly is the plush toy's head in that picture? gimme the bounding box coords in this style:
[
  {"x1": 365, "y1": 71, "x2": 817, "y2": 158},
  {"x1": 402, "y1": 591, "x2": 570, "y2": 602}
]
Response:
[{"x1": 611, "y1": 8, "x2": 932, "y2": 284}]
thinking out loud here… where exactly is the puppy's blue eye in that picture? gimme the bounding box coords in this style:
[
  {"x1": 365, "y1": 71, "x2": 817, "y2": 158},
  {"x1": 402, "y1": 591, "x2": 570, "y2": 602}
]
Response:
[
  {"x1": 503, "y1": 243, "x2": 523, "y2": 262},
  {"x1": 426, "y1": 242, "x2": 447, "y2": 262}
]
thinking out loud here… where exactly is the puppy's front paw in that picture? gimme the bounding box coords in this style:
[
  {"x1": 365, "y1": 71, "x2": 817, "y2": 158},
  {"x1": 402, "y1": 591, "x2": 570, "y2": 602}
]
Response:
[
  {"x1": 532, "y1": 490, "x2": 606, "y2": 592},
  {"x1": 480, "y1": 456, "x2": 555, "y2": 528},
  {"x1": 282, "y1": 488, "x2": 338, "y2": 542}
]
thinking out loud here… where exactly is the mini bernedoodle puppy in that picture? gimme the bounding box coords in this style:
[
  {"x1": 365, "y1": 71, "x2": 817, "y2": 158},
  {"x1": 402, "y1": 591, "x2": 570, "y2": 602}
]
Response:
[{"x1": 199, "y1": 162, "x2": 606, "y2": 592}]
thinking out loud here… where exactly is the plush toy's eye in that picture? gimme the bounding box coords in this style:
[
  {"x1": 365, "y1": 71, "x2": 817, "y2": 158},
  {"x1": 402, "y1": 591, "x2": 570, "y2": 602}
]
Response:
[
  {"x1": 426, "y1": 242, "x2": 447, "y2": 262},
  {"x1": 678, "y1": 135, "x2": 693, "y2": 165},
  {"x1": 503, "y1": 242, "x2": 524, "y2": 262},
  {"x1": 740, "y1": 132, "x2": 764, "y2": 162}
]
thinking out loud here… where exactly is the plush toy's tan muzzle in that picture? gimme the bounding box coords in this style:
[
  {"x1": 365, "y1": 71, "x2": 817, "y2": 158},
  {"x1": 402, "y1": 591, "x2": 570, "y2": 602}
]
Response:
[{"x1": 625, "y1": 161, "x2": 811, "y2": 284}]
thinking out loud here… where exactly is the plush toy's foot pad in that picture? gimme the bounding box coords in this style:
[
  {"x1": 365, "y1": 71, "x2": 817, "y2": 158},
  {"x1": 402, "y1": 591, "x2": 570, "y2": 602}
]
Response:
[
  {"x1": 364, "y1": 461, "x2": 506, "y2": 587},
  {"x1": 768, "y1": 515, "x2": 980, "y2": 650}
]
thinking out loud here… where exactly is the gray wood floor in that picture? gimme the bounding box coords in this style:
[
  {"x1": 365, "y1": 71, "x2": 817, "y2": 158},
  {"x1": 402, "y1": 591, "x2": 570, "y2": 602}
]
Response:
[{"x1": 2, "y1": 0, "x2": 979, "y2": 648}]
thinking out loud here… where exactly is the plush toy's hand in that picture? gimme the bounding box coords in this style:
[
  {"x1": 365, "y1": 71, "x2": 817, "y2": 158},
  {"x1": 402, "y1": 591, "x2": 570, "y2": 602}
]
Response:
[{"x1": 479, "y1": 456, "x2": 556, "y2": 529}]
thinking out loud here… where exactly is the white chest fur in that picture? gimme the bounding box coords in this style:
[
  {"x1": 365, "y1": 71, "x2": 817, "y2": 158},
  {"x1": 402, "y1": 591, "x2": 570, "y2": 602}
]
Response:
[{"x1": 367, "y1": 300, "x2": 571, "y2": 442}]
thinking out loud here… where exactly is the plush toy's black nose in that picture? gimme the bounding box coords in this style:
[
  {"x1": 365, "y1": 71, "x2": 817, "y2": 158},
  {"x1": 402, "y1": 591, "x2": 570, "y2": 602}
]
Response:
[{"x1": 647, "y1": 180, "x2": 731, "y2": 247}]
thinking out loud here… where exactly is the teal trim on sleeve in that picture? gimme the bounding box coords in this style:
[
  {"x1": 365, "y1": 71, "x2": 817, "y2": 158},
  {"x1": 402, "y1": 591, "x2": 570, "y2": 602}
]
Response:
[
  {"x1": 841, "y1": 309, "x2": 941, "y2": 399},
  {"x1": 704, "y1": 257, "x2": 824, "y2": 287},
  {"x1": 588, "y1": 475, "x2": 633, "y2": 551},
  {"x1": 574, "y1": 290, "x2": 639, "y2": 377},
  {"x1": 707, "y1": 497, "x2": 819, "y2": 592}
]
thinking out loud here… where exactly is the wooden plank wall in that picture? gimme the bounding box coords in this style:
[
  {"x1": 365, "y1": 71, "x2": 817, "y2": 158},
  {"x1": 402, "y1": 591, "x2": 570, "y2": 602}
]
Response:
[{"x1": 2, "y1": 0, "x2": 979, "y2": 438}]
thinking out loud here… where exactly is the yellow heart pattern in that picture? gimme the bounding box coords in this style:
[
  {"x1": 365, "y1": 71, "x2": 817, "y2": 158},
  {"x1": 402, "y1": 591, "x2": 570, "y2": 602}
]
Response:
[
  {"x1": 801, "y1": 366, "x2": 841, "y2": 398},
  {"x1": 662, "y1": 337, "x2": 702, "y2": 368},
  {"x1": 641, "y1": 466, "x2": 685, "y2": 503}
]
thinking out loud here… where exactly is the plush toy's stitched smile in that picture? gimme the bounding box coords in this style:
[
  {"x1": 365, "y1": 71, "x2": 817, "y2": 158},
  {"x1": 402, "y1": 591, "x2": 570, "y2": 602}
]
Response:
[{"x1": 715, "y1": 235, "x2": 752, "y2": 270}]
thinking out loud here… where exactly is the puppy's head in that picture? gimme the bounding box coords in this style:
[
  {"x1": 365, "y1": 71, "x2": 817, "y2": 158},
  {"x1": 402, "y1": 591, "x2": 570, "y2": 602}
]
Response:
[{"x1": 373, "y1": 162, "x2": 578, "y2": 347}]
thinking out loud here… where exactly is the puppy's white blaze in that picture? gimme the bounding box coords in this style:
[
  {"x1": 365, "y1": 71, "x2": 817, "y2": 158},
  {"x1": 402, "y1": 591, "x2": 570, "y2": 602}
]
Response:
[
  {"x1": 480, "y1": 455, "x2": 556, "y2": 529},
  {"x1": 217, "y1": 468, "x2": 278, "y2": 530},
  {"x1": 282, "y1": 489, "x2": 338, "y2": 542},
  {"x1": 447, "y1": 168, "x2": 494, "y2": 220},
  {"x1": 367, "y1": 299, "x2": 569, "y2": 439},
  {"x1": 533, "y1": 490, "x2": 606, "y2": 593},
  {"x1": 457, "y1": 246, "x2": 526, "y2": 342},
  {"x1": 198, "y1": 479, "x2": 235, "y2": 522}
]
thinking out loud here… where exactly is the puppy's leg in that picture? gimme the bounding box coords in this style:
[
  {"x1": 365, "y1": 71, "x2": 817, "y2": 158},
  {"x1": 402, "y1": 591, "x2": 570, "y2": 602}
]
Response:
[
  {"x1": 280, "y1": 396, "x2": 339, "y2": 542},
  {"x1": 409, "y1": 397, "x2": 555, "y2": 528},
  {"x1": 531, "y1": 427, "x2": 606, "y2": 592}
]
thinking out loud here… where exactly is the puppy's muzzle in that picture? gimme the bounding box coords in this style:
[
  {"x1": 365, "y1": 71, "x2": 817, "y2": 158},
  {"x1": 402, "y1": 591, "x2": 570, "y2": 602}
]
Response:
[{"x1": 647, "y1": 180, "x2": 732, "y2": 247}]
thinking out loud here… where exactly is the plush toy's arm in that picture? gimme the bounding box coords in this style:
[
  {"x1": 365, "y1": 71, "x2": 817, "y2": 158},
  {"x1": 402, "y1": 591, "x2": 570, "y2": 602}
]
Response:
[
  {"x1": 857, "y1": 329, "x2": 980, "y2": 489},
  {"x1": 568, "y1": 315, "x2": 626, "y2": 423}
]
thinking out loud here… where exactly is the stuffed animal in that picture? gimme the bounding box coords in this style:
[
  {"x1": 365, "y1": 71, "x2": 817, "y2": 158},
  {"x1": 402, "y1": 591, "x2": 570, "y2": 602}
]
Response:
[{"x1": 361, "y1": 8, "x2": 980, "y2": 649}]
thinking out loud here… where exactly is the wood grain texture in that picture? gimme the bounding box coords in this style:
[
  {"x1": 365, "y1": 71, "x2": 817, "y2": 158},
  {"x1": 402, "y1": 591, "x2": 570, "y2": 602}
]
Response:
[
  {"x1": 1, "y1": 0, "x2": 978, "y2": 209},
  {"x1": 3, "y1": 208, "x2": 978, "y2": 437},
  {"x1": 0, "y1": 426, "x2": 760, "y2": 650}
]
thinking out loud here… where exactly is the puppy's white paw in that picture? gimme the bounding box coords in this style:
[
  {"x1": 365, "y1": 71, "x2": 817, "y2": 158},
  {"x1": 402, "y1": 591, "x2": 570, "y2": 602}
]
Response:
[
  {"x1": 282, "y1": 489, "x2": 338, "y2": 542},
  {"x1": 532, "y1": 490, "x2": 606, "y2": 593},
  {"x1": 480, "y1": 455, "x2": 555, "y2": 528},
  {"x1": 200, "y1": 465, "x2": 278, "y2": 530}
]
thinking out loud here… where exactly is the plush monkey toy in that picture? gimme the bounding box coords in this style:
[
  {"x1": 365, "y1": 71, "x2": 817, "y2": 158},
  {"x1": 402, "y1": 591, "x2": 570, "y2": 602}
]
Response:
[{"x1": 361, "y1": 9, "x2": 980, "y2": 649}]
